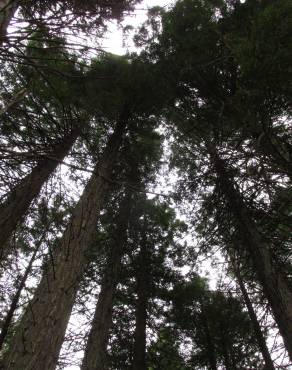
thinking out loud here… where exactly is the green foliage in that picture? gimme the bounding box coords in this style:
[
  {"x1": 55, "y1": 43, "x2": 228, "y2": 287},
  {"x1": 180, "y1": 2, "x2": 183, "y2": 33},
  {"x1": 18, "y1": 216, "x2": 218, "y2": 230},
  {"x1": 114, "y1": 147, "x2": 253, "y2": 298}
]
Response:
[
  {"x1": 148, "y1": 328, "x2": 187, "y2": 370},
  {"x1": 171, "y1": 277, "x2": 263, "y2": 369}
]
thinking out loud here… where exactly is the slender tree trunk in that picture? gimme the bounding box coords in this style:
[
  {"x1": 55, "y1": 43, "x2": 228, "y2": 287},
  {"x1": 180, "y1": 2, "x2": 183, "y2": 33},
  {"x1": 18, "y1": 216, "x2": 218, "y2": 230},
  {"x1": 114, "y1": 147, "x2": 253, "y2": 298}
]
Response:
[
  {"x1": 133, "y1": 236, "x2": 148, "y2": 370},
  {"x1": 1, "y1": 114, "x2": 128, "y2": 370},
  {"x1": 217, "y1": 309, "x2": 233, "y2": 370},
  {"x1": 0, "y1": 233, "x2": 44, "y2": 350},
  {"x1": 200, "y1": 309, "x2": 217, "y2": 370},
  {"x1": 0, "y1": 128, "x2": 80, "y2": 265},
  {"x1": 0, "y1": 0, "x2": 18, "y2": 44},
  {"x1": 234, "y1": 267, "x2": 275, "y2": 370},
  {"x1": 81, "y1": 191, "x2": 133, "y2": 370},
  {"x1": 206, "y1": 141, "x2": 292, "y2": 360}
]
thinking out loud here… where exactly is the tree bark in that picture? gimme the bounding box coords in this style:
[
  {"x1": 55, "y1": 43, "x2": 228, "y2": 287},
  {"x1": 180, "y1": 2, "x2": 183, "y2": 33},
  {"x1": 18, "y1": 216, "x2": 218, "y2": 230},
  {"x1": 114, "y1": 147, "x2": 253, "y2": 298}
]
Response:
[
  {"x1": 0, "y1": 128, "x2": 80, "y2": 265},
  {"x1": 0, "y1": 233, "x2": 44, "y2": 350},
  {"x1": 1, "y1": 114, "x2": 128, "y2": 370},
  {"x1": 0, "y1": 0, "x2": 18, "y2": 44},
  {"x1": 206, "y1": 141, "x2": 292, "y2": 361},
  {"x1": 234, "y1": 267, "x2": 275, "y2": 370},
  {"x1": 133, "y1": 235, "x2": 148, "y2": 370},
  {"x1": 81, "y1": 191, "x2": 133, "y2": 370},
  {"x1": 200, "y1": 308, "x2": 217, "y2": 370}
]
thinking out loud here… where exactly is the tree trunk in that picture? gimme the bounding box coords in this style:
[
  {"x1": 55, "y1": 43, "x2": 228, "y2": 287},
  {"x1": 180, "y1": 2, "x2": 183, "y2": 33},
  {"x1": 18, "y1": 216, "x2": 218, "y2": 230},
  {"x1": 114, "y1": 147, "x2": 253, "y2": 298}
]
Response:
[
  {"x1": 0, "y1": 128, "x2": 80, "y2": 265},
  {"x1": 217, "y1": 308, "x2": 233, "y2": 370},
  {"x1": 133, "y1": 236, "x2": 148, "y2": 370},
  {"x1": 81, "y1": 191, "x2": 133, "y2": 370},
  {"x1": 0, "y1": 0, "x2": 18, "y2": 44},
  {"x1": 0, "y1": 233, "x2": 44, "y2": 350},
  {"x1": 234, "y1": 267, "x2": 275, "y2": 370},
  {"x1": 206, "y1": 141, "x2": 292, "y2": 361},
  {"x1": 1, "y1": 114, "x2": 128, "y2": 370},
  {"x1": 200, "y1": 309, "x2": 217, "y2": 370}
]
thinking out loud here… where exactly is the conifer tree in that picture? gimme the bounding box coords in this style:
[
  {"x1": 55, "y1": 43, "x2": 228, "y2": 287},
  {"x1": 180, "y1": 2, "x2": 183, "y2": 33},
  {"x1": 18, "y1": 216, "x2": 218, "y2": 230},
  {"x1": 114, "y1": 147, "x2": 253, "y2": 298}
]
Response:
[{"x1": 1, "y1": 110, "x2": 129, "y2": 370}]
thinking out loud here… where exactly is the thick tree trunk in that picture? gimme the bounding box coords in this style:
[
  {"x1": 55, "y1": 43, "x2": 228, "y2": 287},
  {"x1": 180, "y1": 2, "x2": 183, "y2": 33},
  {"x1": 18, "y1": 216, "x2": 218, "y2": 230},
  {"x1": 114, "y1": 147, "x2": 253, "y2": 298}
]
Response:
[
  {"x1": 0, "y1": 128, "x2": 80, "y2": 265},
  {"x1": 133, "y1": 237, "x2": 148, "y2": 370},
  {"x1": 0, "y1": 0, "x2": 18, "y2": 44},
  {"x1": 235, "y1": 267, "x2": 275, "y2": 370},
  {"x1": 81, "y1": 192, "x2": 133, "y2": 370},
  {"x1": 206, "y1": 142, "x2": 292, "y2": 361},
  {"x1": 1, "y1": 115, "x2": 127, "y2": 370}
]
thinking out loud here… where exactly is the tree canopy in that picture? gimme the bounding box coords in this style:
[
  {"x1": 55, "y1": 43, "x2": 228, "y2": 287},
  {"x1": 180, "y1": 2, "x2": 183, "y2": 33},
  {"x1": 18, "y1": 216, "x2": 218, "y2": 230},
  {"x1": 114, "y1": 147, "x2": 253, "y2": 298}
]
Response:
[{"x1": 0, "y1": 0, "x2": 291, "y2": 369}]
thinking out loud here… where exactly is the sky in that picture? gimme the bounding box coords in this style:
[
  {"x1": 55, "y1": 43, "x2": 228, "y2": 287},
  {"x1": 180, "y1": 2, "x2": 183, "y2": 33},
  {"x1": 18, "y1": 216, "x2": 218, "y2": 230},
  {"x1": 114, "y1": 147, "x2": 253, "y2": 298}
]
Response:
[{"x1": 101, "y1": 0, "x2": 172, "y2": 55}]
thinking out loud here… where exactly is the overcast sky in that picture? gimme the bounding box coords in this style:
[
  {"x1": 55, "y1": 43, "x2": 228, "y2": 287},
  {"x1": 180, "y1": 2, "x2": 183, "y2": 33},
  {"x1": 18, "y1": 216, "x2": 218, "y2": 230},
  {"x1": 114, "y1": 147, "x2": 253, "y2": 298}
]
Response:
[{"x1": 102, "y1": 0, "x2": 172, "y2": 54}]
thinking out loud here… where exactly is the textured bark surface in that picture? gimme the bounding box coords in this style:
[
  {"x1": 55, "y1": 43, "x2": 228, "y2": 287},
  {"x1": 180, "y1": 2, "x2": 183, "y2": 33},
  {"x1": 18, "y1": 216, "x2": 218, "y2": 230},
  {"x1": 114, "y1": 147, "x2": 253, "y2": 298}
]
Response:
[
  {"x1": 133, "y1": 238, "x2": 148, "y2": 370},
  {"x1": 235, "y1": 268, "x2": 275, "y2": 370},
  {"x1": 207, "y1": 142, "x2": 292, "y2": 361},
  {"x1": 1, "y1": 118, "x2": 127, "y2": 370},
  {"x1": 81, "y1": 192, "x2": 133, "y2": 370},
  {"x1": 0, "y1": 234, "x2": 43, "y2": 350},
  {"x1": 0, "y1": 128, "x2": 80, "y2": 265},
  {"x1": 0, "y1": 0, "x2": 18, "y2": 43}
]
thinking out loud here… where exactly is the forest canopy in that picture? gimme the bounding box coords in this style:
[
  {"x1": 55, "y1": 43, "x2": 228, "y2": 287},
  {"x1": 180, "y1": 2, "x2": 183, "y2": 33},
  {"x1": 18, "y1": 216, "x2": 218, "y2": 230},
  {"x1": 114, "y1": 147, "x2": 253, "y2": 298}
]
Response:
[{"x1": 0, "y1": 0, "x2": 291, "y2": 369}]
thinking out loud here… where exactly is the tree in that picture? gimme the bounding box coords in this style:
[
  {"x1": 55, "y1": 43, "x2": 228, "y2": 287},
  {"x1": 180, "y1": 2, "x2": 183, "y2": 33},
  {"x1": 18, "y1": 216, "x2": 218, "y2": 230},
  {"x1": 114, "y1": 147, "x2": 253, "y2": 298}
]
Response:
[
  {"x1": 0, "y1": 0, "x2": 141, "y2": 48},
  {"x1": 147, "y1": 328, "x2": 187, "y2": 370},
  {"x1": 146, "y1": 0, "x2": 292, "y2": 360},
  {"x1": 0, "y1": 127, "x2": 80, "y2": 264},
  {"x1": 206, "y1": 141, "x2": 292, "y2": 359},
  {"x1": 81, "y1": 191, "x2": 133, "y2": 370},
  {"x1": 106, "y1": 197, "x2": 187, "y2": 370},
  {"x1": 81, "y1": 118, "x2": 163, "y2": 370},
  {"x1": 1, "y1": 111, "x2": 129, "y2": 370},
  {"x1": 171, "y1": 276, "x2": 263, "y2": 369},
  {"x1": 1, "y1": 0, "x2": 291, "y2": 368},
  {"x1": 233, "y1": 263, "x2": 275, "y2": 370}
]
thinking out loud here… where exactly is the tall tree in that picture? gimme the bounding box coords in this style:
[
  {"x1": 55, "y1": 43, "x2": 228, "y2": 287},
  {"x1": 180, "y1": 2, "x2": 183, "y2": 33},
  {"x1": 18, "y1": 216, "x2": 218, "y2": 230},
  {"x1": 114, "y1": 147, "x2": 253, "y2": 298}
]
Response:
[
  {"x1": 0, "y1": 126, "x2": 80, "y2": 264},
  {"x1": 1, "y1": 110, "x2": 128, "y2": 370},
  {"x1": 233, "y1": 263, "x2": 275, "y2": 370},
  {"x1": 81, "y1": 191, "x2": 133, "y2": 370},
  {"x1": 206, "y1": 141, "x2": 292, "y2": 359},
  {"x1": 132, "y1": 226, "x2": 148, "y2": 370},
  {"x1": 144, "y1": 0, "x2": 292, "y2": 359},
  {"x1": 171, "y1": 276, "x2": 263, "y2": 369},
  {"x1": 81, "y1": 115, "x2": 163, "y2": 370},
  {"x1": 106, "y1": 198, "x2": 187, "y2": 370}
]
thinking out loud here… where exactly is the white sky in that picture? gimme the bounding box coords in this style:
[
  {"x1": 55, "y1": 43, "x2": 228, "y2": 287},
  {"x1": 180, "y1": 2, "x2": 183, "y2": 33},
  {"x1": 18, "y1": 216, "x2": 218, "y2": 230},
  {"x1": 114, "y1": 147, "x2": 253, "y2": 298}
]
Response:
[{"x1": 101, "y1": 0, "x2": 172, "y2": 54}]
